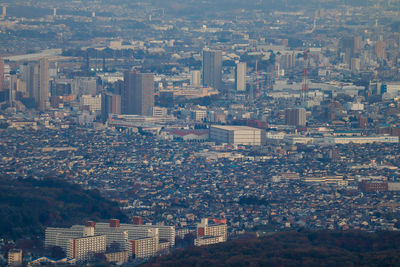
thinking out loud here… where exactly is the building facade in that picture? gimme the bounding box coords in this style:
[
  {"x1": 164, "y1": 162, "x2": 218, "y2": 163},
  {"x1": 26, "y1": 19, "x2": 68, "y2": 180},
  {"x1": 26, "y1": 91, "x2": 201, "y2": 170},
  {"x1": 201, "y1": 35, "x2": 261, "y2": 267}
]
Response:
[
  {"x1": 210, "y1": 125, "x2": 265, "y2": 145},
  {"x1": 202, "y1": 49, "x2": 222, "y2": 90},
  {"x1": 235, "y1": 62, "x2": 246, "y2": 92},
  {"x1": 195, "y1": 218, "x2": 227, "y2": 246},
  {"x1": 67, "y1": 234, "x2": 106, "y2": 263},
  {"x1": 8, "y1": 249, "x2": 22, "y2": 267},
  {"x1": 285, "y1": 108, "x2": 306, "y2": 126},
  {"x1": 122, "y1": 71, "x2": 154, "y2": 116}
]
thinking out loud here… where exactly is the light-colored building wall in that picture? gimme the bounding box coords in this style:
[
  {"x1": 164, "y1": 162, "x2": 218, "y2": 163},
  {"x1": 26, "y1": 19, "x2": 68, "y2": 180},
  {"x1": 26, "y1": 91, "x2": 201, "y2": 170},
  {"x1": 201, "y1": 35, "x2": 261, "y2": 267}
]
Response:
[
  {"x1": 210, "y1": 125, "x2": 264, "y2": 145},
  {"x1": 67, "y1": 235, "x2": 106, "y2": 263}
]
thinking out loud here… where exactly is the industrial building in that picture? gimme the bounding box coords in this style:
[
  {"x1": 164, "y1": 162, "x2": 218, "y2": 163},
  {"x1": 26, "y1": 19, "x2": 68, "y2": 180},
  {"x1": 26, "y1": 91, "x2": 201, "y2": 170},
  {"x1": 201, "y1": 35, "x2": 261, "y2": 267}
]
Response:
[{"x1": 210, "y1": 125, "x2": 265, "y2": 145}]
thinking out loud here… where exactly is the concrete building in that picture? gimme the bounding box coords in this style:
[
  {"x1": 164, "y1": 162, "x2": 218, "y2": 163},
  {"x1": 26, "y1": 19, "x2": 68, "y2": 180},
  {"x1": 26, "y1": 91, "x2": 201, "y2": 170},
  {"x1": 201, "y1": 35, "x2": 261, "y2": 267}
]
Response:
[
  {"x1": 285, "y1": 108, "x2": 306, "y2": 126},
  {"x1": 45, "y1": 225, "x2": 87, "y2": 251},
  {"x1": 0, "y1": 59, "x2": 4, "y2": 92},
  {"x1": 39, "y1": 58, "x2": 49, "y2": 111},
  {"x1": 72, "y1": 77, "x2": 97, "y2": 96},
  {"x1": 194, "y1": 235, "x2": 225, "y2": 246},
  {"x1": 129, "y1": 229, "x2": 159, "y2": 259},
  {"x1": 191, "y1": 109, "x2": 207, "y2": 121},
  {"x1": 67, "y1": 234, "x2": 106, "y2": 263},
  {"x1": 95, "y1": 220, "x2": 175, "y2": 248},
  {"x1": 91, "y1": 220, "x2": 130, "y2": 252},
  {"x1": 81, "y1": 94, "x2": 102, "y2": 112},
  {"x1": 101, "y1": 93, "x2": 121, "y2": 122},
  {"x1": 24, "y1": 63, "x2": 40, "y2": 106},
  {"x1": 210, "y1": 125, "x2": 265, "y2": 145},
  {"x1": 190, "y1": 70, "x2": 201, "y2": 87},
  {"x1": 152, "y1": 106, "x2": 168, "y2": 117},
  {"x1": 46, "y1": 219, "x2": 171, "y2": 260},
  {"x1": 359, "y1": 180, "x2": 388, "y2": 192},
  {"x1": 105, "y1": 251, "x2": 130, "y2": 263},
  {"x1": 235, "y1": 62, "x2": 246, "y2": 91},
  {"x1": 8, "y1": 249, "x2": 22, "y2": 267},
  {"x1": 202, "y1": 49, "x2": 222, "y2": 90},
  {"x1": 195, "y1": 218, "x2": 227, "y2": 246},
  {"x1": 326, "y1": 136, "x2": 399, "y2": 144},
  {"x1": 123, "y1": 71, "x2": 154, "y2": 116}
]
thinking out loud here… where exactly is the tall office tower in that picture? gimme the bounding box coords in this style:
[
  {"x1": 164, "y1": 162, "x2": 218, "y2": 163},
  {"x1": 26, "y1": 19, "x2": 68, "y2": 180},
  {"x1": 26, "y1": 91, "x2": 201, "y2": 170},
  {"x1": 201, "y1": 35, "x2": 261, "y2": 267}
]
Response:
[
  {"x1": 39, "y1": 58, "x2": 49, "y2": 111},
  {"x1": 190, "y1": 70, "x2": 201, "y2": 86},
  {"x1": 0, "y1": 59, "x2": 4, "y2": 91},
  {"x1": 101, "y1": 93, "x2": 121, "y2": 122},
  {"x1": 25, "y1": 63, "x2": 40, "y2": 103},
  {"x1": 339, "y1": 36, "x2": 356, "y2": 65},
  {"x1": 280, "y1": 52, "x2": 296, "y2": 70},
  {"x1": 2, "y1": 5, "x2": 6, "y2": 18},
  {"x1": 202, "y1": 49, "x2": 222, "y2": 90},
  {"x1": 235, "y1": 62, "x2": 246, "y2": 92},
  {"x1": 122, "y1": 71, "x2": 154, "y2": 116},
  {"x1": 285, "y1": 108, "x2": 306, "y2": 126},
  {"x1": 375, "y1": 41, "x2": 386, "y2": 60}
]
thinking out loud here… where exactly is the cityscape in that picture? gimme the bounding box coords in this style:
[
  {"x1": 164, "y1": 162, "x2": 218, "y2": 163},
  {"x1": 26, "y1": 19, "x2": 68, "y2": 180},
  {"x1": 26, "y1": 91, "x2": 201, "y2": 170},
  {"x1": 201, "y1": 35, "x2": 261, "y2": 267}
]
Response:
[{"x1": 1, "y1": 0, "x2": 400, "y2": 266}]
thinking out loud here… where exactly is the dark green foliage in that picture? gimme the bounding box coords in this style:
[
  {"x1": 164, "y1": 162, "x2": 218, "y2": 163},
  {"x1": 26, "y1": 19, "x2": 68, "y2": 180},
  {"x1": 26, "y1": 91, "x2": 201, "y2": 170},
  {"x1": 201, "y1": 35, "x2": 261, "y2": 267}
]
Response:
[
  {"x1": 144, "y1": 231, "x2": 400, "y2": 267},
  {"x1": 0, "y1": 176, "x2": 128, "y2": 239}
]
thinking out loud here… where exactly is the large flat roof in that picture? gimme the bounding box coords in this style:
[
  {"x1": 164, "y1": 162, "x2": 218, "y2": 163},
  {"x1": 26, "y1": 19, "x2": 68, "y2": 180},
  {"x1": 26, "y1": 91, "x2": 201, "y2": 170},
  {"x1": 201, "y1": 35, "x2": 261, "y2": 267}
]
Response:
[{"x1": 211, "y1": 125, "x2": 261, "y2": 131}]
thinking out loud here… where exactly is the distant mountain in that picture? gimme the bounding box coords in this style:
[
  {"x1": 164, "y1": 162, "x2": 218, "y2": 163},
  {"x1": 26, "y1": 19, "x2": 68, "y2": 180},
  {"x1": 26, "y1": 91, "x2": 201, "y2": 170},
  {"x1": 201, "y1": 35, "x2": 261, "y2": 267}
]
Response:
[
  {"x1": 0, "y1": 176, "x2": 128, "y2": 240},
  {"x1": 144, "y1": 230, "x2": 400, "y2": 266}
]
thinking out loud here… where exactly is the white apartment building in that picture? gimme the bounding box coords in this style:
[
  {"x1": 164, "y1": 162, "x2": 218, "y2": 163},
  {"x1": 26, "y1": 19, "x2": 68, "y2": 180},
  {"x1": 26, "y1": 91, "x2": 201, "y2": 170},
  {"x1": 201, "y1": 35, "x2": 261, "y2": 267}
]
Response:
[
  {"x1": 195, "y1": 218, "x2": 227, "y2": 246},
  {"x1": 67, "y1": 234, "x2": 106, "y2": 263}
]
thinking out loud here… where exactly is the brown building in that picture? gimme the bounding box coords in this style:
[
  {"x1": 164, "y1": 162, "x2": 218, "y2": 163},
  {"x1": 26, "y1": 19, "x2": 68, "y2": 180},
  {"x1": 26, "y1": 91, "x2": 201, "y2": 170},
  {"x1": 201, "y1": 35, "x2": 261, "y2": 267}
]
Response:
[
  {"x1": 132, "y1": 216, "x2": 143, "y2": 225},
  {"x1": 285, "y1": 108, "x2": 306, "y2": 126},
  {"x1": 375, "y1": 41, "x2": 386, "y2": 60},
  {"x1": 359, "y1": 180, "x2": 388, "y2": 192},
  {"x1": 122, "y1": 71, "x2": 154, "y2": 116}
]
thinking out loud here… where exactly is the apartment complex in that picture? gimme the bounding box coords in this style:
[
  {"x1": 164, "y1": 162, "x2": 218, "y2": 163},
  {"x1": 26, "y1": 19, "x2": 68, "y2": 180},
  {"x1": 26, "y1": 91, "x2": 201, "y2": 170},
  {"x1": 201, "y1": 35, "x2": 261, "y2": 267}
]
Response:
[
  {"x1": 45, "y1": 219, "x2": 175, "y2": 261},
  {"x1": 195, "y1": 218, "x2": 227, "y2": 246}
]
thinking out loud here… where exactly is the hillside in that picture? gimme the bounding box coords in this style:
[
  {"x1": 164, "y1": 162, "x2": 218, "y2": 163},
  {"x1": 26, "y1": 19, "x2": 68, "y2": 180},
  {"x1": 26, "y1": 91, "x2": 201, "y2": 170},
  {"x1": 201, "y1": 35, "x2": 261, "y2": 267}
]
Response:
[
  {"x1": 144, "y1": 231, "x2": 400, "y2": 267},
  {"x1": 0, "y1": 176, "x2": 128, "y2": 239}
]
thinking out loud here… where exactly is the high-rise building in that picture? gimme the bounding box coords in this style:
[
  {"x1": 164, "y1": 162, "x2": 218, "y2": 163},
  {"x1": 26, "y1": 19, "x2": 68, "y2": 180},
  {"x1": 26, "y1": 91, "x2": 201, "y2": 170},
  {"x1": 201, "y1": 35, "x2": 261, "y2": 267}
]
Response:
[
  {"x1": 101, "y1": 93, "x2": 121, "y2": 122},
  {"x1": 235, "y1": 62, "x2": 246, "y2": 91},
  {"x1": 129, "y1": 229, "x2": 159, "y2": 258},
  {"x1": 39, "y1": 59, "x2": 49, "y2": 111},
  {"x1": 0, "y1": 59, "x2": 4, "y2": 91},
  {"x1": 46, "y1": 219, "x2": 175, "y2": 257},
  {"x1": 190, "y1": 70, "x2": 201, "y2": 87},
  {"x1": 375, "y1": 41, "x2": 386, "y2": 60},
  {"x1": 202, "y1": 49, "x2": 222, "y2": 90},
  {"x1": 8, "y1": 249, "x2": 22, "y2": 267},
  {"x1": 24, "y1": 63, "x2": 40, "y2": 105},
  {"x1": 122, "y1": 71, "x2": 154, "y2": 116},
  {"x1": 67, "y1": 234, "x2": 106, "y2": 263},
  {"x1": 285, "y1": 108, "x2": 306, "y2": 126}
]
